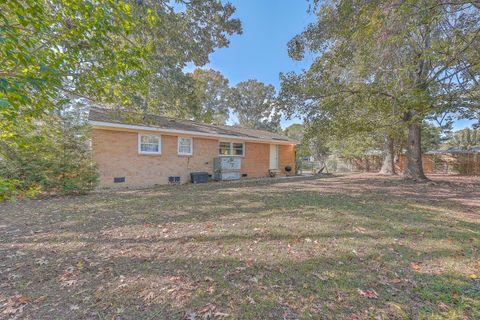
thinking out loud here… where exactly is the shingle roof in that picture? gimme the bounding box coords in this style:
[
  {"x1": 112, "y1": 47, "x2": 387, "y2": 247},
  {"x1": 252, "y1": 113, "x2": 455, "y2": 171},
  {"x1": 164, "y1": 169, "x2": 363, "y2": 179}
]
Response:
[{"x1": 89, "y1": 108, "x2": 298, "y2": 144}]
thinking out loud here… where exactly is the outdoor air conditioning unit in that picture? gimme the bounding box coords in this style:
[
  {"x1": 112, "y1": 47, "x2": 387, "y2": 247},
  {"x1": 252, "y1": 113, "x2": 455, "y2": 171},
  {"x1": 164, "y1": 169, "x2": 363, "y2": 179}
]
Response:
[
  {"x1": 213, "y1": 157, "x2": 241, "y2": 181},
  {"x1": 190, "y1": 172, "x2": 209, "y2": 183}
]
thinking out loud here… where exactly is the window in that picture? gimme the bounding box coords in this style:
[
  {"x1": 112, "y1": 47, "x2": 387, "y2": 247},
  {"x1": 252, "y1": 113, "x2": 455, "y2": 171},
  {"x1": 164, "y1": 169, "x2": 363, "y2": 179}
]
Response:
[
  {"x1": 232, "y1": 142, "x2": 244, "y2": 156},
  {"x1": 219, "y1": 142, "x2": 231, "y2": 155},
  {"x1": 219, "y1": 141, "x2": 244, "y2": 156},
  {"x1": 138, "y1": 134, "x2": 161, "y2": 154},
  {"x1": 178, "y1": 137, "x2": 193, "y2": 155}
]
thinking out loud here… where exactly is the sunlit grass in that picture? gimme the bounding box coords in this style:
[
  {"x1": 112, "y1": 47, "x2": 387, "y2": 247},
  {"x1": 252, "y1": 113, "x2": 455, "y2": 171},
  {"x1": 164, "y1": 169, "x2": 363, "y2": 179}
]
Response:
[{"x1": 0, "y1": 174, "x2": 478, "y2": 319}]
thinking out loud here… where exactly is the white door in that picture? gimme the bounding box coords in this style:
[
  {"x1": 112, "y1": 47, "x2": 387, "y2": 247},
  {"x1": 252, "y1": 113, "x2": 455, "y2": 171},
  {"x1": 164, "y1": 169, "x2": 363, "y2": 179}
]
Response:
[{"x1": 269, "y1": 145, "x2": 279, "y2": 170}]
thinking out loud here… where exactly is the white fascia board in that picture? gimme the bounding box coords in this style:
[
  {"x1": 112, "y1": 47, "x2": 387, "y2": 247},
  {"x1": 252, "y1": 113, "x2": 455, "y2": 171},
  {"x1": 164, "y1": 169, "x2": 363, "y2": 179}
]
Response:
[{"x1": 90, "y1": 121, "x2": 298, "y2": 145}]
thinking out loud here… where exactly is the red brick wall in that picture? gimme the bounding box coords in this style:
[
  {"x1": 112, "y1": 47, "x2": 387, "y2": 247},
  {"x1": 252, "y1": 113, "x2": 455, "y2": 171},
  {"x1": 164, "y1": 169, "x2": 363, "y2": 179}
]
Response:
[
  {"x1": 242, "y1": 142, "x2": 270, "y2": 178},
  {"x1": 92, "y1": 128, "x2": 297, "y2": 188},
  {"x1": 279, "y1": 144, "x2": 296, "y2": 176}
]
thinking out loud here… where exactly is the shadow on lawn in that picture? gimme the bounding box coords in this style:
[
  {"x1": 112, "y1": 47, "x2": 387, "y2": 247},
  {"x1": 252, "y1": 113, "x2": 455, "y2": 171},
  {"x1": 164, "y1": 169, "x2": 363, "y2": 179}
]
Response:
[
  {"x1": 4, "y1": 242, "x2": 479, "y2": 319},
  {"x1": 1, "y1": 174, "x2": 479, "y2": 319},
  {"x1": 8, "y1": 189, "x2": 479, "y2": 247}
]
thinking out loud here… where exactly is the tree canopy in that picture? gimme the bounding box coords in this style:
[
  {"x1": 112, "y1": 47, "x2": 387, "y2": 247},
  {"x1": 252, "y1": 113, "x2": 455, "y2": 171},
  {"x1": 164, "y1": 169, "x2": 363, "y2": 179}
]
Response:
[
  {"x1": 0, "y1": 0, "x2": 242, "y2": 135},
  {"x1": 0, "y1": 0, "x2": 242, "y2": 198},
  {"x1": 229, "y1": 80, "x2": 281, "y2": 132},
  {"x1": 281, "y1": 0, "x2": 480, "y2": 180},
  {"x1": 189, "y1": 68, "x2": 231, "y2": 125}
]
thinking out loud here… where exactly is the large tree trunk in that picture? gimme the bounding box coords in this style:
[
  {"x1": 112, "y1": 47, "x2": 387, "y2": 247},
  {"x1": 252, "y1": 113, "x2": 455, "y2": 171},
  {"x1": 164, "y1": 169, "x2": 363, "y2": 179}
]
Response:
[
  {"x1": 404, "y1": 120, "x2": 427, "y2": 181},
  {"x1": 379, "y1": 134, "x2": 395, "y2": 175}
]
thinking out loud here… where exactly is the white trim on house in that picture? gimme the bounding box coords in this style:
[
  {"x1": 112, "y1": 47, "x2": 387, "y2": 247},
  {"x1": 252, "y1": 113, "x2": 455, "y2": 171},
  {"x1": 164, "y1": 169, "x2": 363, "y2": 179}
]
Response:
[
  {"x1": 90, "y1": 120, "x2": 297, "y2": 145},
  {"x1": 177, "y1": 137, "x2": 193, "y2": 156},
  {"x1": 138, "y1": 133, "x2": 161, "y2": 155}
]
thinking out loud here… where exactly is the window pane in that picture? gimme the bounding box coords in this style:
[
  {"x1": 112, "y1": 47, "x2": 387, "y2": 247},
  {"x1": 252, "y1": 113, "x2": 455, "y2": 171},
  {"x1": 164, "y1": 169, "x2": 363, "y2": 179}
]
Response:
[
  {"x1": 232, "y1": 143, "x2": 244, "y2": 155},
  {"x1": 179, "y1": 138, "x2": 191, "y2": 147},
  {"x1": 141, "y1": 135, "x2": 158, "y2": 144},
  {"x1": 178, "y1": 138, "x2": 192, "y2": 154},
  {"x1": 140, "y1": 135, "x2": 159, "y2": 153},
  {"x1": 141, "y1": 143, "x2": 159, "y2": 152},
  {"x1": 219, "y1": 142, "x2": 231, "y2": 155}
]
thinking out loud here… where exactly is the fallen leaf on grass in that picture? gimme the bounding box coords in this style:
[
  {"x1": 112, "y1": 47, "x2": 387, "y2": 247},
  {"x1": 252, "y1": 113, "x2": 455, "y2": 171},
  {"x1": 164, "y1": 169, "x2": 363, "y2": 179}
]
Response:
[
  {"x1": 142, "y1": 291, "x2": 156, "y2": 302},
  {"x1": 358, "y1": 289, "x2": 379, "y2": 299},
  {"x1": 33, "y1": 295, "x2": 47, "y2": 303},
  {"x1": 353, "y1": 227, "x2": 366, "y2": 234},
  {"x1": 1, "y1": 294, "x2": 28, "y2": 316},
  {"x1": 410, "y1": 262, "x2": 421, "y2": 271},
  {"x1": 69, "y1": 304, "x2": 80, "y2": 311},
  {"x1": 60, "y1": 279, "x2": 78, "y2": 287},
  {"x1": 192, "y1": 303, "x2": 216, "y2": 318},
  {"x1": 35, "y1": 257, "x2": 48, "y2": 266},
  {"x1": 469, "y1": 274, "x2": 477, "y2": 280},
  {"x1": 312, "y1": 273, "x2": 329, "y2": 281},
  {"x1": 336, "y1": 291, "x2": 347, "y2": 302},
  {"x1": 437, "y1": 302, "x2": 449, "y2": 311}
]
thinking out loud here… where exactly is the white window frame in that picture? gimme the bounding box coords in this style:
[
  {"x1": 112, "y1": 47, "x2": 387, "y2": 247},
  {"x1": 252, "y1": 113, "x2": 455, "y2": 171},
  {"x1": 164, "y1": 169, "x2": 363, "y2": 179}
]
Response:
[
  {"x1": 138, "y1": 133, "x2": 161, "y2": 155},
  {"x1": 218, "y1": 141, "x2": 245, "y2": 157},
  {"x1": 177, "y1": 137, "x2": 193, "y2": 156}
]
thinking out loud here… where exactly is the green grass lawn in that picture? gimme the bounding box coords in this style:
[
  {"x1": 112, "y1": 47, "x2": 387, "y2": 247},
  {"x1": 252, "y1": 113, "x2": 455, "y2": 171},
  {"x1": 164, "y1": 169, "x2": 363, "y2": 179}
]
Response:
[{"x1": 0, "y1": 173, "x2": 479, "y2": 319}]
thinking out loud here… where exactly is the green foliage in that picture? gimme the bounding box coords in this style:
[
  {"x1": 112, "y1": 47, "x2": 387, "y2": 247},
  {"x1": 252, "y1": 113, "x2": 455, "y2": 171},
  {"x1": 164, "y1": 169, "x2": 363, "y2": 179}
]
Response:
[
  {"x1": 284, "y1": 123, "x2": 304, "y2": 142},
  {"x1": 1, "y1": 0, "x2": 242, "y2": 196},
  {"x1": 280, "y1": 0, "x2": 480, "y2": 178},
  {"x1": 284, "y1": 123, "x2": 311, "y2": 173},
  {"x1": 421, "y1": 123, "x2": 443, "y2": 152},
  {"x1": 0, "y1": 106, "x2": 98, "y2": 199},
  {"x1": 229, "y1": 80, "x2": 281, "y2": 132},
  {"x1": 113, "y1": 0, "x2": 242, "y2": 118},
  {"x1": 0, "y1": 177, "x2": 40, "y2": 202},
  {"x1": 1, "y1": 0, "x2": 134, "y2": 134},
  {"x1": 189, "y1": 69, "x2": 231, "y2": 124},
  {"x1": 0, "y1": 177, "x2": 19, "y2": 202},
  {"x1": 445, "y1": 128, "x2": 480, "y2": 150},
  {"x1": 1, "y1": 0, "x2": 242, "y2": 135}
]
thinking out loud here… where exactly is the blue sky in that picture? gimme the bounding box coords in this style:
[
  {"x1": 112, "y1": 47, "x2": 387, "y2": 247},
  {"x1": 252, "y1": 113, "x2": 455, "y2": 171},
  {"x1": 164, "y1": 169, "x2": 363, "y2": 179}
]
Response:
[{"x1": 198, "y1": 0, "x2": 475, "y2": 130}]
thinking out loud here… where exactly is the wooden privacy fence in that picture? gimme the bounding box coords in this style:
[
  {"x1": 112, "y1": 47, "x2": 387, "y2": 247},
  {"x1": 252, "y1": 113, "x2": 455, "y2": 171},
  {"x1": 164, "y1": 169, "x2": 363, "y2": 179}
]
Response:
[{"x1": 348, "y1": 153, "x2": 480, "y2": 175}]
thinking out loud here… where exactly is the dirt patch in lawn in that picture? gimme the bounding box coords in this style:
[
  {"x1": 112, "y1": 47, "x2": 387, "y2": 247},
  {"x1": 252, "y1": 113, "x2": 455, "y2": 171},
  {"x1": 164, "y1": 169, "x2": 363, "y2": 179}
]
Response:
[{"x1": 0, "y1": 173, "x2": 479, "y2": 319}]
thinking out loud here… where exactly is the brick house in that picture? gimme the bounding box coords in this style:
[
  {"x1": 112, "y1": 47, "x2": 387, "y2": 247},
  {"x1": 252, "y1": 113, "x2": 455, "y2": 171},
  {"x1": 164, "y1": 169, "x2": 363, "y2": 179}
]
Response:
[{"x1": 89, "y1": 108, "x2": 298, "y2": 188}]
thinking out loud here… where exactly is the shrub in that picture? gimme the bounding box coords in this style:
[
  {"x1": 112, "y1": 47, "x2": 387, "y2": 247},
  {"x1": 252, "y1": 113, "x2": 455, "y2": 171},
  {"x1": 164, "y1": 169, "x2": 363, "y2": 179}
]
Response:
[
  {"x1": 0, "y1": 178, "x2": 18, "y2": 202},
  {"x1": 0, "y1": 106, "x2": 98, "y2": 201}
]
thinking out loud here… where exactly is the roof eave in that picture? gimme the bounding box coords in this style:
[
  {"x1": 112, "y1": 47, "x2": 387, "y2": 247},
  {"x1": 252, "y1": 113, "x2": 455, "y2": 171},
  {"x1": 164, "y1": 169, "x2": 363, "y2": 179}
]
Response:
[{"x1": 89, "y1": 120, "x2": 299, "y2": 145}]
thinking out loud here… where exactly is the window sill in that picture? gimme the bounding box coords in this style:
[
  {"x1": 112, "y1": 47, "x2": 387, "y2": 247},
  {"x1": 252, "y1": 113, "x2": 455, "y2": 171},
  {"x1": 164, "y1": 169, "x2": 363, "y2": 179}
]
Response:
[
  {"x1": 138, "y1": 152, "x2": 162, "y2": 156},
  {"x1": 218, "y1": 155, "x2": 245, "y2": 157}
]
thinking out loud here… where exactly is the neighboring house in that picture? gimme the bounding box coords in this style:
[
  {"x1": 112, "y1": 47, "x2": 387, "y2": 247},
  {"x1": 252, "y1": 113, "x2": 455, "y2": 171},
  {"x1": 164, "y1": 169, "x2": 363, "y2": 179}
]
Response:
[{"x1": 89, "y1": 108, "x2": 298, "y2": 188}]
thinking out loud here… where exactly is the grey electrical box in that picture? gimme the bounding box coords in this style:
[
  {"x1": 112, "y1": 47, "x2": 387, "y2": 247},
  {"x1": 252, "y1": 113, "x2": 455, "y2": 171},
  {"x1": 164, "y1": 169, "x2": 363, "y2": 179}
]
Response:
[
  {"x1": 213, "y1": 157, "x2": 241, "y2": 171},
  {"x1": 213, "y1": 156, "x2": 241, "y2": 181},
  {"x1": 213, "y1": 171, "x2": 241, "y2": 181}
]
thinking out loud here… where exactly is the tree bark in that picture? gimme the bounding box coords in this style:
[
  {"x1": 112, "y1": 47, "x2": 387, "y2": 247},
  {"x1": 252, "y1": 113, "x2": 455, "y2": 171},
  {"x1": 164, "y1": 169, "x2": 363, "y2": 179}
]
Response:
[
  {"x1": 404, "y1": 120, "x2": 428, "y2": 181},
  {"x1": 379, "y1": 134, "x2": 395, "y2": 175}
]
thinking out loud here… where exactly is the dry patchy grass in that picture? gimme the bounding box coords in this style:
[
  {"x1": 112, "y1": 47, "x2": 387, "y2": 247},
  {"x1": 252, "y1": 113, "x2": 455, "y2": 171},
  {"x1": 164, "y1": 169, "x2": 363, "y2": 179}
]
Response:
[{"x1": 0, "y1": 173, "x2": 479, "y2": 319}]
